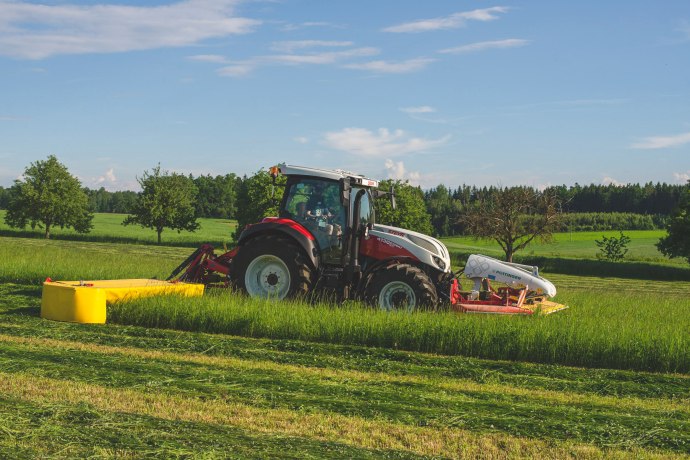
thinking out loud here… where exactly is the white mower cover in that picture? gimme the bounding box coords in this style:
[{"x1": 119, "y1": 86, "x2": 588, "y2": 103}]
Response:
[
  {"x1": 464, "y1": 254, "x2": 557, "y2": 297},
  {"x1": 370, "y1": 224, "x2": 452, "y2": 273}
]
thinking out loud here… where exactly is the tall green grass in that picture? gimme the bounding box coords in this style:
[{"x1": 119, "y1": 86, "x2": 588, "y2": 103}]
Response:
[
  {"x1": 0, "y1": 237, "x2": 188, "y2": 283},
  {"x1": 110, "y1": 286, "x2": 690, "y2": 373},
  {"x1": 2, "y1": 235, "x2": 688, "y2": 373}
]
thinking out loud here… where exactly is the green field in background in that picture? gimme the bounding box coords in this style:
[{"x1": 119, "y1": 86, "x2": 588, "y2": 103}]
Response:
[
  {"x1": 441, "y1": 230, "x2": 675, "y2": 263},
  {"x1": 0, "y1": 210, "x2": 236, "y2": 247}
]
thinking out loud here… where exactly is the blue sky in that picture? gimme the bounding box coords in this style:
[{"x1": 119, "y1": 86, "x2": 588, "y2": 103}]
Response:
[{"x1": 1, "y1": 1, "x2": 689, "y2": 191}]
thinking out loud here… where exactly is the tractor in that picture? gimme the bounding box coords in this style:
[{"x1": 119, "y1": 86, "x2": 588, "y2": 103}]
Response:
[{"x1": 169, "y1": 163, "x2": 565, "y2": 314}]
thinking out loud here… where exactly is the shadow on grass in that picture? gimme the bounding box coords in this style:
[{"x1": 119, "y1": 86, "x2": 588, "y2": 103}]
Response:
[
  {"x1": 0, "y1": 305, "x2": 41, "y2": 317},
  {"x1": 451, "y1": 251, "x2": 690, "y2": 281},
  {"x1": 0, "y1": 229, "x2": 228, "y2": 248}
]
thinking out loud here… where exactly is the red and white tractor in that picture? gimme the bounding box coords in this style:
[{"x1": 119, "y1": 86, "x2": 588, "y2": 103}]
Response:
[{"x1": 170, "y1": 164, "x2": 565, "y2": 314}]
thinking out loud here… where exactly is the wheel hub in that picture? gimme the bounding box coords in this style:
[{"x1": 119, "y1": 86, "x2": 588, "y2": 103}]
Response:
[
  {"x1": 379, "y1": 281, "x2": 416, "y2": 312},
  {"x1": 245, "y1": 255, "x2": 291, "y2": 299}
]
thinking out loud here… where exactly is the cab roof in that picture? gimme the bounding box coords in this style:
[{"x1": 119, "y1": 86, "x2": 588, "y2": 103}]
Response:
[{"x1": 275, "y1": 163, "x2": 379, "y2": 188}]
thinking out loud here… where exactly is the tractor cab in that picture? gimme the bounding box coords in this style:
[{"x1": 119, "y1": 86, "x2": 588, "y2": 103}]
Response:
[{"x1": 274, "y1": 164, "x2": 378, "y2": 266}]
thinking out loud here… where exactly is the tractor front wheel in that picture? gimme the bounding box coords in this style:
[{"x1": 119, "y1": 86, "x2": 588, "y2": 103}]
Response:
[
  {"x1": 231, "y1": 235, "x2": 313, "y2": 300},
  {"x1": 364, "y1": 264, "x2": 438, "y2": 312}
]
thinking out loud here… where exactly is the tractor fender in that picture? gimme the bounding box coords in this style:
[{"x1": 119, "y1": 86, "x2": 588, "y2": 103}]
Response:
[{"x1": 236, "y1": 219, "x2": 320, "y2": 269}]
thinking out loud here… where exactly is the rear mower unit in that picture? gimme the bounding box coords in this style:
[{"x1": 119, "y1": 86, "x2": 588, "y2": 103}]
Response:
[{"x1": 169, "y1": 164, "x2": 566, "y2": 315}]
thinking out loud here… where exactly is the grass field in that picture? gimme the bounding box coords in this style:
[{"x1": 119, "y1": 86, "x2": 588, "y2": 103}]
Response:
[
  {"x1": 1, "y1": 220, "x2": 689, "y2": 457},
  {"x1": 441, "y1": 230, "x2": 677, "y2": 265},
  {"x1": 1, "y1": 278, "x2": 689, "y2": 457},
  {"x1": 0, "y1": 210, "x2": 237, "y2": 247}
]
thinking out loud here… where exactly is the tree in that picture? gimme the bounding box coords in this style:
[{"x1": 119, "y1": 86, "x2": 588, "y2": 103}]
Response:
[
  {"x1": 111, "y1": 190, "x2": 138, "y2": 214},
  {"x1": 461, "y1": 186, "x2": 561, "y2": 262},
  {"x1": 595, "y1": 232, "x2": 631, "y2": 261},
  {"x1": 657, "y1": 182, "x2": 690, "y2": 264},
  {"x1": 193, "y1": 173, "x2": 238, "y2": 218},
  {"x1": 376, "y1": 180, "x2": 433, "y2": 235},
  {"x1": 233, "y1": 170, "x2": 285, "y2": 240},
  {"x1": 425, "y1": 184, "x2": 463, "y2": 236},
  {"x1": 0, "y1": 186, "x2": 8, "y2": 209},
  {"x1": 123, "y1": 165, "x2": 199, "y2": 244},
  {"x1": 4, "y1": 155, "x2": 93, "y2": 238}
]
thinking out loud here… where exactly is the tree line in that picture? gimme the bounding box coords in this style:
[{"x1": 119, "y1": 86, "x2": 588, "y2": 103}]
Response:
[
  {"x1": 1, "y1": 175, "x2": 684, "y2": 228},
  {"x1": 423, "y1": 183, "x2": 685, "y2": 237},
  {"x1": 3, "y1": 156, "x2": 689, "y2": 264}
]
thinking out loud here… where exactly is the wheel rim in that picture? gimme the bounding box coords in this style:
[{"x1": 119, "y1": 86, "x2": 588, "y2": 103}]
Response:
[
  {"x1": 378, "y1": 281, "x2": 416, "y2": 312},
  {"x1": 245, "y1": 255, "x2": 291, "y2": 299}
]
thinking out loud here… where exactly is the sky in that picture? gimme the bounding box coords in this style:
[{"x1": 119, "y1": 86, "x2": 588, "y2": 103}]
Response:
[{"x1": 1, "y1": 0, "x2": 690, "y2": 191}]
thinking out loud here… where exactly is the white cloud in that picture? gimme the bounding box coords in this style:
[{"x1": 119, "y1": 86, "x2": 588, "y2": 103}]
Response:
[
  {"x1": 343, "y1": 58, "x2": 435, "y2": 74},
  {"x1": 280, "y1": 22, "x2": 344, "y2": 32},
  {"x1": 270, "y1": 40, "x2": 353, "y2": 53},
  {"x1": 188, "y1": 54, "x2": 229, "y2": 63},
  {"x1": 400, "y1": 106, "x2": 436, "y2": 114},
  {"x1": 203, "y1": 45, "x2": 380, "y2": 76},
  {"x1": 673, "y1": 171, "x2": 690, "y2": 183},
  {"x1": 631, "y1": 131, "x2": 690, "y2": 149},
  {"x1": 96, "y1": 168, "x2": 117, "y2": 185},
  {"x1": 217, "y1": 62, "x2": 256, "y2": 77},
  {"x1": 384, "y1": 159, "x2": 421, "y2": 185},
  {"x1": 383, "y1": 7, "x2": 509, "y2": 33},
  {"x1": 602, "y1": 176, "x2": 624, "y2": 186},
  {"x1": 0, "y1": 0, "x2": 259, "y2": 59},
  {"x1": 294, "y1": 136, "x2": 309, "y2": 144},
  {"x1": 269, "y1": 47, "x2": 379, "y2": 65},
  {"x1": 323, "y1": 127, "x2": 449, "y2": 157},
  {"x1": 438, "y1": 39, "x2": 530, "y2": 54}
]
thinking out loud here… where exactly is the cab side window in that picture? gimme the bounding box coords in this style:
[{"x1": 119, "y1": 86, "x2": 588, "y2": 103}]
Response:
[{"x1": 349, "y1": 187, "x2": 374, "y2": 226}]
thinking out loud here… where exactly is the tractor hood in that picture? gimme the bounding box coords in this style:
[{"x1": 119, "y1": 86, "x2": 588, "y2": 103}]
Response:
[{"x1": 369, "y1": 224, "x2": 452, "y2": 273}]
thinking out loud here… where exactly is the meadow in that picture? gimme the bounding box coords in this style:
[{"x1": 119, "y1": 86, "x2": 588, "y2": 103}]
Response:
[
  {"x1": 0, "y1": 218, "x2": 689, "y2": 457},
  {"x1": 442, "y1": 230, "x2": 676, "y2": 264},
  {"x1": 0, "y1": 210, "x2": 237, "y2": 247}
]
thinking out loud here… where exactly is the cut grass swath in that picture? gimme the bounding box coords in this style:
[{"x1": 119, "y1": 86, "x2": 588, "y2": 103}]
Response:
[{"x1": 109, "y1": 287, "x2": 690, "y2": 373}]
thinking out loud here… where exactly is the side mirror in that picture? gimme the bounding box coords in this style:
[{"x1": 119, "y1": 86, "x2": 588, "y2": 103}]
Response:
[
  {"x1": 389, "y1": 184, "x2": 396, "y2": 211},
  {"x1": 340, "y1": 178, "x2": 351, "y2": 207}
]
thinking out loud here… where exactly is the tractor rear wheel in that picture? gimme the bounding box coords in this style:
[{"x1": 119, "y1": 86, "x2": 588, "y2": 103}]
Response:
[
  {"x1": 364, "y1": 263, "x2": 438, "y2": 312},
  {"x1": 231, "y1": 235, "x2": 313, "y2": 299}
]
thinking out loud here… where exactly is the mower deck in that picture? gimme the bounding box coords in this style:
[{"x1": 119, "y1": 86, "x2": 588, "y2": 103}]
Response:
[
  {"x1": 453, "y1": 299, "x2": 569, "y2": 315},
  {"x1": 41, "y1": 278, "x2": 204, "y2": 324}
]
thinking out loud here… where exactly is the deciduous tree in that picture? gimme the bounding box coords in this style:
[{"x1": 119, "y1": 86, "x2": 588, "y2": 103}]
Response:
[
  {"x1": 376, "y1": 180, "x2": 433, "y2": 235},
  {"x1": 461, "y1": 186, "x2": 561, "y2": 262},
  {"x1": 123, "y1": 165, "x2": 199, "y2": 244},
  {"x1": 657, "y1": 181, "x2": 690, "y2": 264},
  {"x1": 595, "y1": 232, "x2": 631, "y2": 261},
  {"x1": 233, "y1": 170, "x2": 286, "y2": 240},
  {"x1": 4, "y1": 155, "x2": 93, "y2": 238}
]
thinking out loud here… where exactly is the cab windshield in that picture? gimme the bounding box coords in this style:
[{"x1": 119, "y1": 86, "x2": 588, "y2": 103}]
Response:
[{"x1": 282, "y1": 177, "x2": 346, "y2": 258}]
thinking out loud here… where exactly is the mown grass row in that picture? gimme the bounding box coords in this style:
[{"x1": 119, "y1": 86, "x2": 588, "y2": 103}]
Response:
[
  {"x1": 2, "y1": 291, "x2": 688, "y2": 401},
  {"x1": 1, "y1": 284, "x2": 688, "y2": 457},
  {"x1": 110, "y1": 286, "x2": 690, "y2": 374},
  {"x1": 0, "y1": 318, "x2": 687, "y2": 456}
]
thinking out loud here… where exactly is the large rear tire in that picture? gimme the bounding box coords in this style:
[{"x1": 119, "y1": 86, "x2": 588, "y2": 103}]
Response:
[
  {"x1": 231, "y1": 235, "x2": 313, "y2": 299},
  {"x1": 364, "y1": 263, "x2": 438, "y2": 312}
]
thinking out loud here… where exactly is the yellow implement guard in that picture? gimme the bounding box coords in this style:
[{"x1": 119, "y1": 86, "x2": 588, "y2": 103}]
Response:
[{"x1": 41, "y1": 279, "x2": 204, "y2": 324}]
